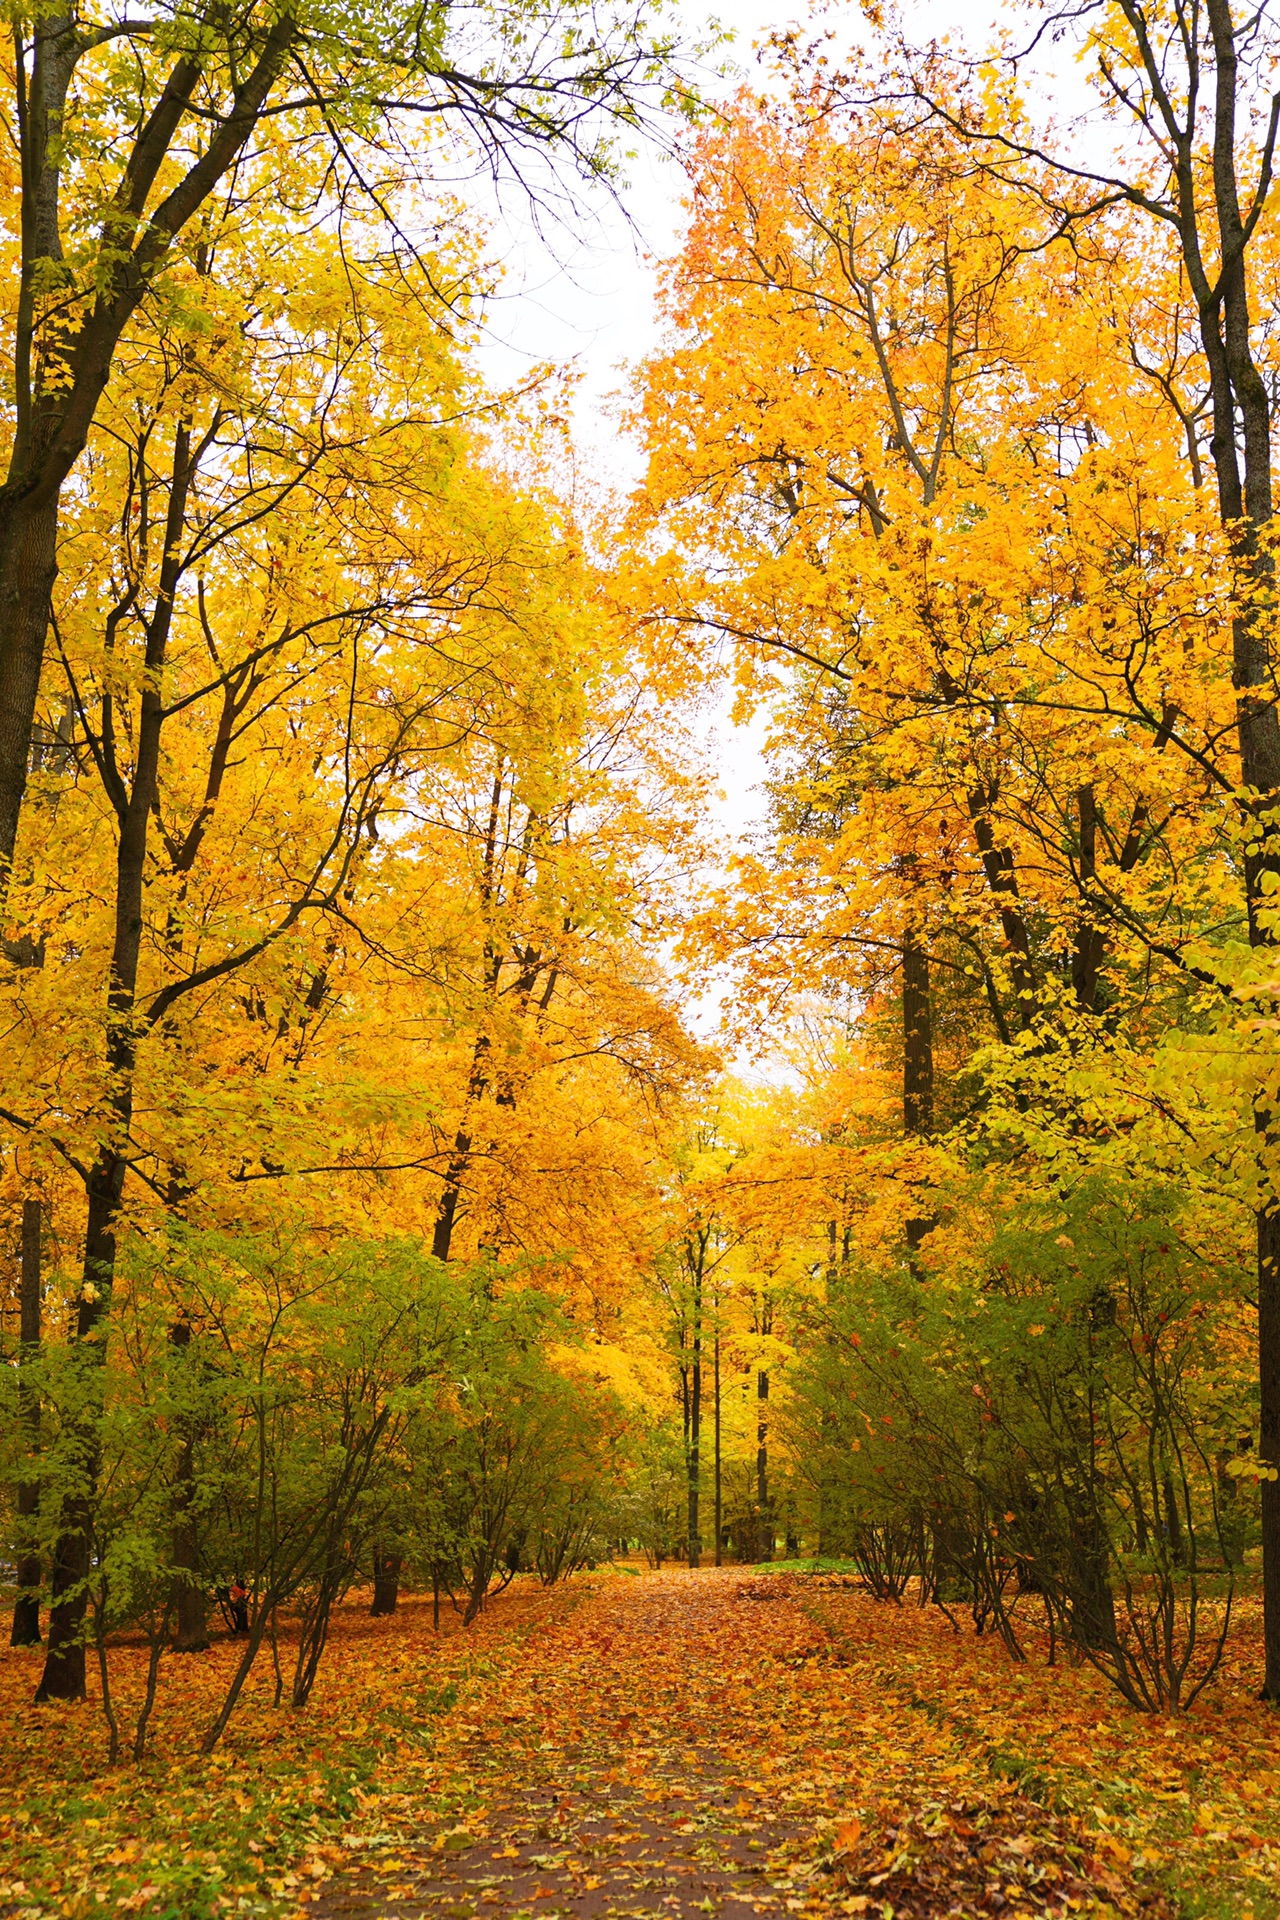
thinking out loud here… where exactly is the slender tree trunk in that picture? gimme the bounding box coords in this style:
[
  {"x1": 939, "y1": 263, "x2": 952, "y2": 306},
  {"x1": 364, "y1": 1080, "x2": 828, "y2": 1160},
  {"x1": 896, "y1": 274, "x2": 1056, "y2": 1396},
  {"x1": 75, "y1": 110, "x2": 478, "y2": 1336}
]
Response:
[
  {"x1": 902, "y1": 933, "x2": 934, "y2": 1138},
  {"x1": 902, "y1": 930, "x2": 935, "y2": 1257},
  {"x1": 713, "y1": 1326, "x2": 722, "y2": 1568},
  {"x1": 431, "y1": 1145, "x2": 470, "y2": 1261},
  {"x1": 686, "y1": 1271, "x2": 702, "y2": 1568},
  {"x1": 1162, "y1": 1468, "x2": 1186, "y2": 1566},
  {"x1": 433, "y1": 776, "x2": 508, "y2": 1261},
  {"x1": 1072, "y1": 784, "x2": 1105, "y2": 1012},
  {"x1": 0, "y1": 11, "x2": 81, "y2": 877},
  {"x1": 133, "y1": 1602, "x2": 174, "y2": 1760},
  {"x1": 11, "y1": 1198, "x2": 42, "y2": 1646},
  {"x1": 755, "y1": 1366, "x2": 771, "y2": 1563},
  {"x1": 964, "y1": 788, "x2": 1038, "y2": 1023}
]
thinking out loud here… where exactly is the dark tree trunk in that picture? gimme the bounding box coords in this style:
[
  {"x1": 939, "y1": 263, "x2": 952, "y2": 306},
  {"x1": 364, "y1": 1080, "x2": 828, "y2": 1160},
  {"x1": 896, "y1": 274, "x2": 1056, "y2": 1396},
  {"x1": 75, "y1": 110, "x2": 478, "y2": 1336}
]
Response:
[
  {"x1": 34, "y1": 1178, "x2": 119, "y2": 1702},
  {"x1": 1162, "y1": 1468, "x2": 1186, "y2": 1566},
  {"x1": 902, "y1": 930, "x2": 936, "y2": 1257},
  {"x1": 10, "y1": 1198, "x2": 42, "y2": 1646},
  {"x1": 1193, "y1": 0, "x2": 1280, "y2": 1698},
  {"x1": 1068, "y1": 1522, "x2": 1120, "y2": 1654},
  {"x1": 902, "y1": 932, "x2": 934, "y2": 1137},
  {"x1": 370, "y1": 1549, "x2": 402, "y2": 1616},
  {"x1": 686, "y1": 1263, "x2": 702, "y2": 1568},
  {"x1": 1072, "y1": 785, "x2": 1106, "y2": 1012},
  {"x1": 713, "y1": 1327, "x2": 722, "y2": 1568},
  {"x1": 431, "y1": 1136, "x2": 470, "y2": 1261},
  {"x1": 755, "y1": 1366, "x2": 772, "y2": 1563},
  {"x1": 0, "y1": 500, "x2": 59, "y2": 873}
]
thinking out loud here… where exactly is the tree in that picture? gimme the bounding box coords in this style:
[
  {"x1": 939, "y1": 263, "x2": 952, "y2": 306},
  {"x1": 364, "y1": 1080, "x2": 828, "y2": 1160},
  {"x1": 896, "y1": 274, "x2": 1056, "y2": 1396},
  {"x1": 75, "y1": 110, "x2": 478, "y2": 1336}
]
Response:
[
  {"x1": 13, "y1": 163, "x2": 522, "y2": 1696},
  {"x1": 886, "y1": 0, "x2": 1280, "y2": 1701},
  {"x1": 0, "y1": 0, "x2": 690, "y2": 878}
]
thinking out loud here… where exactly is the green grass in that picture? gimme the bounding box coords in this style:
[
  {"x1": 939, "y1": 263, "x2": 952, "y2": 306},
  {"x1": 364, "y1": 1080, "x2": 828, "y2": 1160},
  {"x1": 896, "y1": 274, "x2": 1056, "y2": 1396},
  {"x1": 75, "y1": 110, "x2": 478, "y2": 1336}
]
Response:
[{"x1": 763, "y1": 1557, "x2": 862, "y2": 1575}]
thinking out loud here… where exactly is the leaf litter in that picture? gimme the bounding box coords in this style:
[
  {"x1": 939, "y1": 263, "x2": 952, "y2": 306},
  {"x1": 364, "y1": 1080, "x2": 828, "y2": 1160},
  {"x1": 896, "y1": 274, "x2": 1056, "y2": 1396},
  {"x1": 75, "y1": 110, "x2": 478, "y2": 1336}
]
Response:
[
  {"x1": 311, "y1": 1571, "x2": 1178, "y2": 1920},
  {"x1": 6, "y1": 1568, "x2": 1280, "y2": 1918}
]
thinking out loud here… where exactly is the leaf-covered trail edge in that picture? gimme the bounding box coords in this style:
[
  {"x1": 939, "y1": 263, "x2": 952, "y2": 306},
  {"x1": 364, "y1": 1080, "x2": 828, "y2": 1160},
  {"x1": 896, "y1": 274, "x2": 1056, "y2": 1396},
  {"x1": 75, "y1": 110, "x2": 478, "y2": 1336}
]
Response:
[{"x1": 1, "y1": 1568, "x2": 1278, "y2": 1920}]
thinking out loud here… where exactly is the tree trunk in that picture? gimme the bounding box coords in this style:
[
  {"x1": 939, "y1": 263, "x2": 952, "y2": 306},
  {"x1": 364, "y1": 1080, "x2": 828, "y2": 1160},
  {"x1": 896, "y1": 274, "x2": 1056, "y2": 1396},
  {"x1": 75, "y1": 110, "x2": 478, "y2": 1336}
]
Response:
[
  {"x1": 902, "y1": 930, "x2": 935, "y2": 1257},
  {"x1": 1196, "y1": 0, "x2": 1280, "y2": 1696},
  {"x1": 713, "y1": 1327, "x2": 722, "y2": 1568},
  {"x1": 10, "y1": 1198, "x2": 42, "y2": 1646},
  {"x1": 902, "y1": 932, "x2": 934, "y2": 1137},
  {"x1": 0, "y1": 499, "x2": 59, "y2": 874},
  {"x1": 370, "y1": 1549, "x2": 402, "y2": 1616},
  {"x1": 1072, "y1": 784, "x2": 1106, "y2": 1012},
  {"x1": 965, "y1": 788, "x2": 1038, "y2": 1023},
  {"x1": 686, "y1": 1274, "x2": 702, "y2": 1568},
  {"x1": 431, "y1": 1139, "x2": 470, "y2": 1261},
  {"x1": 755, "y1": 1366, "x2": 771, "y2": 1563},
  {"x1": 0, "y1": 16, "x2": 297, "y2": 874}
]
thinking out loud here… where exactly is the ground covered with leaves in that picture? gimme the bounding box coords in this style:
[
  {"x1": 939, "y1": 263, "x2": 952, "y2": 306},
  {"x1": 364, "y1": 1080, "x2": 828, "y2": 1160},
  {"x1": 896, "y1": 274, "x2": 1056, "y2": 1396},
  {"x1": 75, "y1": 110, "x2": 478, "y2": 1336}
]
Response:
[{"x1": 1, "y1": 1570, "x2": 1279, "y2": 1920}]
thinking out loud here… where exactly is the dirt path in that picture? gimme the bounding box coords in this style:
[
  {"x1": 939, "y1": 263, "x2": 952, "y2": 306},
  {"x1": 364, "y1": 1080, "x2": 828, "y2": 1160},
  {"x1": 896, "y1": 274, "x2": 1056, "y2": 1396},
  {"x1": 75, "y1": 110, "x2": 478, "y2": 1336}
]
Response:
[{"x1": 310, "y1": 1569, "x2": 1165, "y2": 1920}]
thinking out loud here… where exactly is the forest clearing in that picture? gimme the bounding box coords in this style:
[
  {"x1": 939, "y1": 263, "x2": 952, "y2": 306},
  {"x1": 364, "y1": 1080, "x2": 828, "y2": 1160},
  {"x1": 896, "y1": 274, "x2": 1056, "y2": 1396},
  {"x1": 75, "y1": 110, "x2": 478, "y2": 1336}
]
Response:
[{"x1": 9, "y1": 0, "x2": 1280, "y2": 1916}]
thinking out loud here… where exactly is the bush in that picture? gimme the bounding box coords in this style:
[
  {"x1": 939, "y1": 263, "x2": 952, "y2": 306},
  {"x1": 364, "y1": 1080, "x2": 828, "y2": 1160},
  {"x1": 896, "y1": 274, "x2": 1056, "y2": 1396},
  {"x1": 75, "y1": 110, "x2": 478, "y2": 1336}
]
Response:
[{"x1": 786, "y1": 1179, "x2": 1253, "y2": 1708}]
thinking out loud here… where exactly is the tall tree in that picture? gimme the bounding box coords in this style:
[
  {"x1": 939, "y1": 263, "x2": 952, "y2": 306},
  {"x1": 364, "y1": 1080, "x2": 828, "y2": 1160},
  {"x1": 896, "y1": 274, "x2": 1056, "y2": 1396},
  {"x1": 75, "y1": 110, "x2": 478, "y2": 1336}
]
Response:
[
  {"x1": 897, "y1": 0, "x2": 1280, "y2": 1702},
  {"x1": 0, "y1": 0, "x2": 685, "y2": 879}
]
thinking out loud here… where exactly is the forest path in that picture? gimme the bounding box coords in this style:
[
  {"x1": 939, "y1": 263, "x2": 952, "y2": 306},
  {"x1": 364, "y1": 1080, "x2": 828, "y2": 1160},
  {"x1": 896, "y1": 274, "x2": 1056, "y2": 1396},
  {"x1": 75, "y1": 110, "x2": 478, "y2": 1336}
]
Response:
[{"x1": 309, "y1": 1568, "x2": 1165, "y2": 1920}]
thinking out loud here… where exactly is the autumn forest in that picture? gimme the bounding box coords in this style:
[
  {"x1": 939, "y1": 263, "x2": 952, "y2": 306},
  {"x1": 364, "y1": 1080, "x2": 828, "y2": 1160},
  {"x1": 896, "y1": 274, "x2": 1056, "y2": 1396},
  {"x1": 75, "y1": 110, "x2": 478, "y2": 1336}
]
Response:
[{"x1": 3, "y1": 0, "x2": 1280, "y2": 1915}]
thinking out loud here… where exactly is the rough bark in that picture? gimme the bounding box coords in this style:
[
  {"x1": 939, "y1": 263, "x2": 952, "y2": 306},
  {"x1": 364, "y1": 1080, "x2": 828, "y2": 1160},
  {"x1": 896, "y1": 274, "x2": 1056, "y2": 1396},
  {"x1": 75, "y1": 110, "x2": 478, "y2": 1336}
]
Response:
[
  {"x1": 0, "y1": 502, "x2": 60, "y2": 871},
  {"x1": 1195, "y1": 0, "x2": 1280, "y2": 1698}
]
